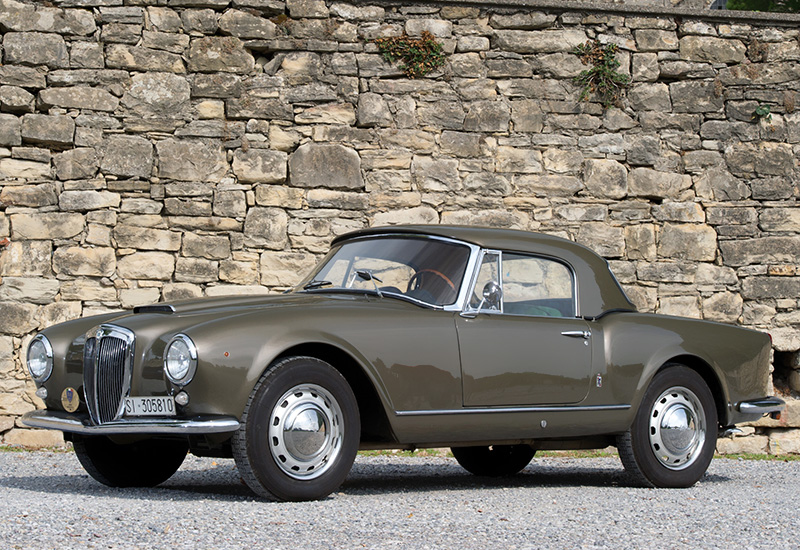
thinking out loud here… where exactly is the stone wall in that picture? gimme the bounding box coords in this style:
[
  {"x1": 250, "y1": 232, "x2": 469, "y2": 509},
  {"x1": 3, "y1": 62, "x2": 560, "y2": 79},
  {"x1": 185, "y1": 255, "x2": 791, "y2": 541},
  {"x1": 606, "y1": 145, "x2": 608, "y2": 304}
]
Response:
[{"x1": 0, "y1": 0, "x2": 798, "y2": 452}]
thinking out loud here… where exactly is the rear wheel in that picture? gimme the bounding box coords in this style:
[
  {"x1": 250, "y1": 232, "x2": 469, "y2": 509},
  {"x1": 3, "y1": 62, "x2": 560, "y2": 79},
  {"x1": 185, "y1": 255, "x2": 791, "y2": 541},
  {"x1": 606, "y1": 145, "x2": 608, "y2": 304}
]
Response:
[
  {"x1": 72, "y1": 434, "x2": 188, "y2": 487},
  {"x1": 233, "y1": 356, "x2": 360, "y2": 501},
  {"x1": 617, "y1": 365, "x2": 717, "y2": 488},
  {"x1": 451, "y1": 444, "x2": 535, "y2": 477}
]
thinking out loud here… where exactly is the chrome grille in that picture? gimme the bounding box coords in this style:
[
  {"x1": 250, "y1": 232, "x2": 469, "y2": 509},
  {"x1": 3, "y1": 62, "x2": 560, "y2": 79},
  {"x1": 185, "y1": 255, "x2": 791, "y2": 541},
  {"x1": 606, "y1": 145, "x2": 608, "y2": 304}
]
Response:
[{"x1": 83, "y1": 325, "x2": 134, "y2": 424}]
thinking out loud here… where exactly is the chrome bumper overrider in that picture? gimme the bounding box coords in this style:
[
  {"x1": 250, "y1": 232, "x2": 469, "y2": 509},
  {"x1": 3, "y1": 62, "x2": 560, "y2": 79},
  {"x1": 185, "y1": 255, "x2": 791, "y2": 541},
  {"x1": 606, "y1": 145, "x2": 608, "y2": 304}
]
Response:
[
  {"x1": 22, "y1": 410, "x2": 240, "y2": 435},
  {"x1": 737, "y1": 397, "x2": 785, "y2": 416}
]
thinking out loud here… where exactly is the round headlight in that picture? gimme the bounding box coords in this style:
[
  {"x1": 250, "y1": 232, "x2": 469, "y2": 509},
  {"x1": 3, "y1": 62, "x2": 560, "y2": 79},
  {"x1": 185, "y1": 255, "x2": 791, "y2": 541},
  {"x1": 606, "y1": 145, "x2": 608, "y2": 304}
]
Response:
[
  {"x1": 27, "y1": 335, "x2": 53, "y2": 382},
  {"x1": 164, "y1": 334, "x2": 197, "y2": 385}
]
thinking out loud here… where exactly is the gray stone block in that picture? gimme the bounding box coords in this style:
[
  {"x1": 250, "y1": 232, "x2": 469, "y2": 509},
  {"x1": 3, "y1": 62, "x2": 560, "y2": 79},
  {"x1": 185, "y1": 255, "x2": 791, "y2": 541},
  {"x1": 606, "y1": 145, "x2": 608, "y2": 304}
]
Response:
[
  {"x1": 0, "y1": 114, "x2": 22, "y2": 146},
  {"x1": 53, "y1": 246, "x2": 116, "y2": 277},
  {"x1": 219, "y1": 9, "x2": 278, "y2": 39},
  {"x1": 54, "y1": 148, "x2": 98, "y2": 180},
  {"x1": 0, "y1": 183, "x2": 57, "y2": 207},
  {"x1": 101, "y1": 135, "x2": 154, "y2": 178},
  {"x1": 156, "y1": 139, "x2": 228, "y2": 182},
  {"x1": 21, "y1": 114, "x2": 75, "y2": 147},
  {"x1": 3, "y1": 32, "x2": 69, "y2": 68},
  {"x1": 121, "y1": 73, "x2": 191, "y2": 119},
  {"x1": 288, "y1": 143, "x2": 362, "y2": 190},
  {"x1": 233, "y1": 149, "x2": 288, "y2": 184},
  {"x1": 493, "y1": 29, "x2": 587, "y2": 54},
  {"x1": 106, "y1": 44, "x2": 185, "y2": 73},
  {"x1": 243, "y1": 207, "x2": 289, "y2": 249},
  {"x1": 188, "y1": 37, "x2": 255, "y2": 74},
  {"x1": 0, "y1": 85, "x2": 34, "y2": 113},
  {"x1": 39, "y1": 86, "x2": 120, "y2": 112}
]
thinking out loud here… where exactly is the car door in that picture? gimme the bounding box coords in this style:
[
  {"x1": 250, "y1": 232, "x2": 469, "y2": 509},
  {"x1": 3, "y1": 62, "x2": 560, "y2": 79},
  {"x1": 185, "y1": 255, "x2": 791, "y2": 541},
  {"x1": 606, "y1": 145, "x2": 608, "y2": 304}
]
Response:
[{"x1": 456, "y1": 250, "x2": 593, "y2": 406}]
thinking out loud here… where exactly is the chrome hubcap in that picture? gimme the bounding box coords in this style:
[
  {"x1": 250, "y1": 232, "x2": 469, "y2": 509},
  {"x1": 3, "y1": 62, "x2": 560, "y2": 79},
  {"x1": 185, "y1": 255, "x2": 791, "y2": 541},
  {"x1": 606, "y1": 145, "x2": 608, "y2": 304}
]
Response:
[
  {"x1": 269, "y1": 384, "x2": 343, "y2": 480},
  {"x1": 649, "y1": 386, "x2": 706, "y2": 470}
]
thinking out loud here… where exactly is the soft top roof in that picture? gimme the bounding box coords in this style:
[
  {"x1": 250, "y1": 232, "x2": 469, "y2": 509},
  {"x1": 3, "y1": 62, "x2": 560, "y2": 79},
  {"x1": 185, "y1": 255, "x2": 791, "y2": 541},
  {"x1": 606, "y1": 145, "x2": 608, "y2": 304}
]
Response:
[{"x1": 333, "y1": 225, "x2": 636, "y2": 318}]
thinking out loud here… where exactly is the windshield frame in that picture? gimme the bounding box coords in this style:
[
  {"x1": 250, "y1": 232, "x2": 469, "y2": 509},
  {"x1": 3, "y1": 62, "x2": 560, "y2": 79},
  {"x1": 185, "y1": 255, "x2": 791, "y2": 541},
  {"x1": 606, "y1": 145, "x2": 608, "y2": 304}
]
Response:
[{"x1": 295, "y1": 234, "x2": 482, "y2": 311}]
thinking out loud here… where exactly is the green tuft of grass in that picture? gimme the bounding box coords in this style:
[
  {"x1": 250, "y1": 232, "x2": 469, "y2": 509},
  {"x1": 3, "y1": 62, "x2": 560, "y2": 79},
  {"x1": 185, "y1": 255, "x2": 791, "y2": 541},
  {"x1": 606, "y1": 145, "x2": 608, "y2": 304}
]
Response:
[
  {"x1": 536, "y1": 449, "x2": 619, "y2": 459},
  {"x1": 0, "y1": 444, "x2": 73, "y2": 453},
  {"x1": 359, "y1": 448, "x2": 452, "y2": 458},
  {"x1": 715, "y1": 453, "x2": 800, "y2": 461},
  {"x1": 374, "y1": 31, "x2": 447, "y2": 79}
]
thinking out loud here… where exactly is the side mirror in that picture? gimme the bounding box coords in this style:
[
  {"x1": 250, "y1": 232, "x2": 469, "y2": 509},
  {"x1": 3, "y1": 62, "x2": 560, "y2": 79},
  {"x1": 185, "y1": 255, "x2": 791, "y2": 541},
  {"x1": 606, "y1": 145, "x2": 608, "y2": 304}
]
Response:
[
  {"x1": 461, "y1": 280, "x2": 502, "y2": 319},
  {"x1": 482, "y1": 281, "x2": 502, "y2": 309}
]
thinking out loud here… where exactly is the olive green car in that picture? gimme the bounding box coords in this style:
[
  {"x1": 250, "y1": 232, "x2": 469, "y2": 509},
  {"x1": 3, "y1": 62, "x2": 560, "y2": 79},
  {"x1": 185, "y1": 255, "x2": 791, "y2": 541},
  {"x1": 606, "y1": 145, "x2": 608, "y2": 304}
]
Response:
[{"x1": 23, "y1": 225, "x2": 784, "y2": 500}]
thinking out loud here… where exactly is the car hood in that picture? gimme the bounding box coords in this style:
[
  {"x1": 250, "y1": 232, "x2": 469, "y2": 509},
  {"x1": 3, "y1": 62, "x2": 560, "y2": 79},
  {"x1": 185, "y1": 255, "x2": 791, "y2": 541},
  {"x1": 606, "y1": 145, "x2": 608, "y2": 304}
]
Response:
[
  {"x1": 42, "y1": 291, "x2": 406, "y2": 347},
  {"x1": 134, "y1": 292, "x2": 350, "y2": 316}
]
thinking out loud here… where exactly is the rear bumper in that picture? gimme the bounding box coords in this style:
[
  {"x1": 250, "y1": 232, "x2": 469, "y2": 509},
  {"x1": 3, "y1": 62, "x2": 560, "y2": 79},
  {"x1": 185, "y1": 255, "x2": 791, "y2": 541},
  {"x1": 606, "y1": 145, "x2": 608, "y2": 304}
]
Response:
[
  {"x1": 737, "y1": 397, "x2": 785, "y2": 416},
  {"x1": 21, "y1": 410, "x2": 240, "y2": 435},
  {"x1": 730, "y1": 396, "x2": 786, "y2": 424}
]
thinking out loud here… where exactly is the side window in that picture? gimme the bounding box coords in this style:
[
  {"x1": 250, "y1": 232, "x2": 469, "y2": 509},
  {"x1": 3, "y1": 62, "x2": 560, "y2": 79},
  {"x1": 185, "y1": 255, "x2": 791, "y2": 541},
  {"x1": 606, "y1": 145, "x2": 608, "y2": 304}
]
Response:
[{"x1": 502, "y1": 254, "x2": 575, "y2": 317}]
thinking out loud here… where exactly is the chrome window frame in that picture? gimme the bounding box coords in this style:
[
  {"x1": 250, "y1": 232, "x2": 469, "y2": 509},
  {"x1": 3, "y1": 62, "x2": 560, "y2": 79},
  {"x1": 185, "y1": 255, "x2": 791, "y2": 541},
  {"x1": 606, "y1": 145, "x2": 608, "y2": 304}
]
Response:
[
  {"x1": 461, "y1": 248, "x2": 504, "y2": 315},
  {"x1": 461, "y1": 249, "x2": 580, "y2": 319},
  {"x1": 298, "y1": 233, "x2": 482, "y2": 312}
]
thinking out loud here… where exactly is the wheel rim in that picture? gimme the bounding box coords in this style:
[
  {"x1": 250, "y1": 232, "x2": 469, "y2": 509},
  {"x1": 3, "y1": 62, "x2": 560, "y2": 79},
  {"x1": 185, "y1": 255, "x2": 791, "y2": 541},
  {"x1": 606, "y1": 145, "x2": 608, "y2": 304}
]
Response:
[
  {"x1": 648, "y1": 386, "x2": 706, "y2": 470},
  {"x1": 268, "y1": 384, "x2": 343, "y2": 480}
]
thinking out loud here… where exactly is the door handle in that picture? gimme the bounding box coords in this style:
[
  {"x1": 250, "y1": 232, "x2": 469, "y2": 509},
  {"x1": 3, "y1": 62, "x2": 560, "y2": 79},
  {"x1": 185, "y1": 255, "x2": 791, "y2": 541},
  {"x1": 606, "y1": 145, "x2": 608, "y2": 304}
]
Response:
[{"x1": 561, "y1": 330, "x2": 591, "y2": 339}]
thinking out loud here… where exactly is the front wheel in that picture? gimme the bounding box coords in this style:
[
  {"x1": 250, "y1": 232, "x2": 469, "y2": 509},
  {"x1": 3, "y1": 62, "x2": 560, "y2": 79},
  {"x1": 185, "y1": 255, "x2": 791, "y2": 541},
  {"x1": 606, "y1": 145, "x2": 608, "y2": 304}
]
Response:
[
  {"x1": 233, "y1": 356, "x2": 360, "y2": 501},
  {"x1": 72, "y1": 434, "x2": 188, "y2": 487},
  {"x1": 617, "y1": 365, "x2": 717, "y2": 488},
  {"x1": 451, "y1": 444, "x2": 535, "y2": 477}
]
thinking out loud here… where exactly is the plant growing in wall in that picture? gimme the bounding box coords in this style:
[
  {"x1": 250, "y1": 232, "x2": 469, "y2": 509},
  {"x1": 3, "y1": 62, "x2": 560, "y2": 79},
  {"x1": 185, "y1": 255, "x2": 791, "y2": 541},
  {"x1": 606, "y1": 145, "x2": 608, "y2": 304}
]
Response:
[
  {"x1": 727, "y1": 0, "x2": 799, "y2": 12},
  {"x1": 752, "y1": 103, "x2": 773, "y2": 123},
  {"x1": 374, "y1": 31, "x2": 446, "y2": 78},
  {"x1": 573, "y1": 41, "x2": 631, "y2": 109}
]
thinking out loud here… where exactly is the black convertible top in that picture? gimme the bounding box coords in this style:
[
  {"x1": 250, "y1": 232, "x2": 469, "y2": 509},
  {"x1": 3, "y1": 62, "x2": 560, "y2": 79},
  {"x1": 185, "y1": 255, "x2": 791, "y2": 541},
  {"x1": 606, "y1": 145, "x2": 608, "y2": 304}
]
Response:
[{"x1": 334, "y1": 225, "x2": 636, "y2": 318}]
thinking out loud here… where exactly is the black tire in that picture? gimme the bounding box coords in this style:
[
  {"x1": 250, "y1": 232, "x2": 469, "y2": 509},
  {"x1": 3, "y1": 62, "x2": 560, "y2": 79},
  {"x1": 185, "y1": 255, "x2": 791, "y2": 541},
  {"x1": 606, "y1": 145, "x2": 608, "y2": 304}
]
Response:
[
  {"x1": 617, "y1": 365, "x2": 717, "y2": 488},
  {"x1": 451, "y1": 444, "x2": 536, "y2": 477},
  {"x1": 72, "y1": 434, "x2": 188, "y2": 487},
  {"x1": 232, "y1": 356, "x2": 360, "y2": 501}
]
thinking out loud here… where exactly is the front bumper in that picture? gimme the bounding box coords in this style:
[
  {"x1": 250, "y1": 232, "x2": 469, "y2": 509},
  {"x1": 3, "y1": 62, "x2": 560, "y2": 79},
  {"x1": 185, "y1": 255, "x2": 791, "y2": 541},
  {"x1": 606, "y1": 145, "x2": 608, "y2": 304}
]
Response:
[{"x1": 22, "y1": 410, "x2": 240, "y2": 435}]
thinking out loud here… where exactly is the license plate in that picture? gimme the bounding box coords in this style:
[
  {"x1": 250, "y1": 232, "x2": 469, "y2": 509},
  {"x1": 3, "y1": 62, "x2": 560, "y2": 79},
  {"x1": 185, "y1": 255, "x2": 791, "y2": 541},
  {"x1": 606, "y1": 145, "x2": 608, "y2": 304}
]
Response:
[{"x1": 124, "y1": 396, "x2": 176, "y2": 417}]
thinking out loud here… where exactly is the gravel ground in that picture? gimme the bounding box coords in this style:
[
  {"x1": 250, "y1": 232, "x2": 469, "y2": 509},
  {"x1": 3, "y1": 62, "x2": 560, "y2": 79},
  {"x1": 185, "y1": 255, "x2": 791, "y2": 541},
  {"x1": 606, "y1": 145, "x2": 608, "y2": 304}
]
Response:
[{"x1": 0, "y1": 450, "x2": 798, "y2": 550}]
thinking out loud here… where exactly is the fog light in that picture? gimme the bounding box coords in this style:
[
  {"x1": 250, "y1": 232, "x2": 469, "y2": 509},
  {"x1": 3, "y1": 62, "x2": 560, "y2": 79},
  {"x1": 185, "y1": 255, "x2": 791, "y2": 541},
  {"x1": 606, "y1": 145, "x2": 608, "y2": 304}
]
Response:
[
  {"x1": 175, "y1": 391, "x2": 190, "y2": 406},
  {"x1": 35, "y1": 387, "x2": 48, "y2": 400}
]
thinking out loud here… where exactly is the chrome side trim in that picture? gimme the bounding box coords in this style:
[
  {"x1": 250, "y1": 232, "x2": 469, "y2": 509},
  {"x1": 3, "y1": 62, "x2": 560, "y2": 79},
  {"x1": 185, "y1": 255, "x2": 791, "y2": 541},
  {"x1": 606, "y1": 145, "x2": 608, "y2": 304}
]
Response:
[
  {"x1": 22, "y1": 410, "x2": 240, "y2": 435},
  {"x1": 737, "y1": 397, "x2": 785, "y2": 415},
  {"x1": 395, "y1": 404, "x2": 630, "y2": 417}
]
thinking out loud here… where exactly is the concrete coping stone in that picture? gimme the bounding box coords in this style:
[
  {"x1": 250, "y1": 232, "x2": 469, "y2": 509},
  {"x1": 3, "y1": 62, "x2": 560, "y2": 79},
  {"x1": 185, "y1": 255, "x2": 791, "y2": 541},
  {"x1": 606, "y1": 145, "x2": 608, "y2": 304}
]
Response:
[{"x1": 374, "y1": 0, "x2": 800, "y2": 26}]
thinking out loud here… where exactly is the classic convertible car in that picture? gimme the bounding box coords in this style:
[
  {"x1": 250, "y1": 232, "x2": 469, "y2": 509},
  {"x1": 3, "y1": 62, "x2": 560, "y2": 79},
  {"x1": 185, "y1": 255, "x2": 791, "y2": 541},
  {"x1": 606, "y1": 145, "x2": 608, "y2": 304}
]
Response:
[{"x1": 23, "y1": 225, "x2": 784, "y2": 500}]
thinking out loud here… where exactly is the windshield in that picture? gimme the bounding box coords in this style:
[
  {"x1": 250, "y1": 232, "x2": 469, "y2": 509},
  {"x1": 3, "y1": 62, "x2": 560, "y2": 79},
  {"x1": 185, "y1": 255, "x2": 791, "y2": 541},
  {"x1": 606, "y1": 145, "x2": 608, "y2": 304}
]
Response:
[{"x1": 296, "y1": 236, "x2": 471, "y2": 306}]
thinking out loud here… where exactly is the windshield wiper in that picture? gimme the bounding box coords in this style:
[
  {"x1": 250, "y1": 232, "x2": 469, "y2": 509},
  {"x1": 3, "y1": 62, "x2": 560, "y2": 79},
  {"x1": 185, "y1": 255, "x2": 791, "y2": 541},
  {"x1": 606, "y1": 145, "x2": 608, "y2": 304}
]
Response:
[
  {"x1": 355, "y1": 270, "x2": 383, "y2": 298},
  {"x1": 303, "y1": 280, "x2": 333, "y2": 291}
]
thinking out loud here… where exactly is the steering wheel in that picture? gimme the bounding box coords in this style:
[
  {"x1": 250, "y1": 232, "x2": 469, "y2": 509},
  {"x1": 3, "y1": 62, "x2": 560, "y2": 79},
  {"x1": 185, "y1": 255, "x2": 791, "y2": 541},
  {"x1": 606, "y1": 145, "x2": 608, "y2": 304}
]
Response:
[{"x1": 407, "y1": 269, "x2": 456, "y2": 294}]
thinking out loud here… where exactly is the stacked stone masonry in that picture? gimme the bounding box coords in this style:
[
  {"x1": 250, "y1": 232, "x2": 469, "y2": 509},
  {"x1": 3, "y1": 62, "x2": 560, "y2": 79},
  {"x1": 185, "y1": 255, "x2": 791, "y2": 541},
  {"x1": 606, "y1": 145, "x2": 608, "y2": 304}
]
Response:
[{"x1": 0, "y1": 0, "x2": 798, "y2": 453}]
